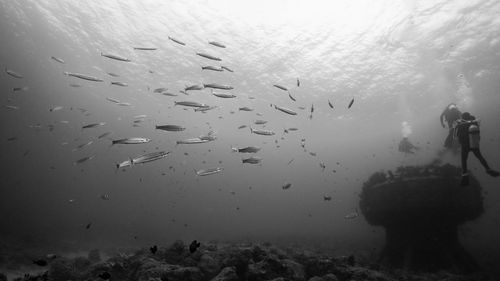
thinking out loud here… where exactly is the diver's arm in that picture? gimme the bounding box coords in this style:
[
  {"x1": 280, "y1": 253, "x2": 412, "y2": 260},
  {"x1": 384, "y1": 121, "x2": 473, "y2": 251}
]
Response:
[{"x1": 440, "y1": 110, "x2": 446, "y2": 128}]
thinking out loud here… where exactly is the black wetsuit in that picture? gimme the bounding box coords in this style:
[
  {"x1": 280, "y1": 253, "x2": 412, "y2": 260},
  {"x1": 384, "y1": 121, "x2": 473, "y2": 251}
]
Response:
[{"x1": 455, "y1": 119, "x2": 490, "y2": 174}]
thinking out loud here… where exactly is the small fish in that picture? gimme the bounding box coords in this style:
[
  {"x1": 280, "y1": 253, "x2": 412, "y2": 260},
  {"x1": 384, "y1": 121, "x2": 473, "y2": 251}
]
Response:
[
  {"x1": 106, "y1": 97, "x2": 120, "y2": 103},
  {"x1": 134, "y1": 115, "x2": 147, "y2": 119},
  {"x1": 100, "y1": 52, "x2": 131, "y2": 62},
  {"x1": 156, "y1": 125, "x2": 186, "y2": 132},
  {"x1": 162, "y1": 92, "x2": 178, "y2": 97},
  {"x1": 133, "y1": 47, "x2": 157, "y2": 50},
  {"x1": 282, "y1": 182, "x2": 292, "y2": 190},
  {"x1": 221, "y1": 66, "x2": 234, "y2": 72},
  {"x1": 320, "y1": 162, "x2": 326, "y2": 170},
  {"x1": 309, "y1": 104, "x2": 314, "y2": 119},
  {"x1": 344, "y1": 209, "x2": 359, "y2": 219},
  {"x1": 112, "y1": 137, "x2": 151, "y2": 145},
  {"x1": 175, "y1": 101, "x2": 209, "y2": 108},
  {"x1": 189, "y1": 240, "x2": 201, "y2": 253},
  {"x1": 111, "y1": 81, "x2": 128, "y2": 87},
  {"x1": 209, "y1": 41, "x2": 226, "y2": 48},
  {"x1": 100, "y1": 194, "x2": 110, "y2": 200},
  {"x1": 49, "y1": 106, "x2": 63, "y2": 112},
  {"x1": 297, "y1": 78, "x2": 300, "y2": 87},
  {"x1": 238, "y1": 125, "x2": 247, "y2": 129},
  {"x1": 242, "y1": 156, "x2": 262, "y2": 164},
  {"x1": 153, "y1": 87, "x2": 168, "y2": 93},
  {"x1": 254, "y1": 120, "x2": 267, "y2": 125},
  {"x1": 287, "y1": 158, "x2": 294, "y2": 165},
  {"x1": 250, "y1": 127, "x2": 275, "y2": 136},
  {"x1": 168, "y1": 36, "x2": 186, "y2": 45},
  {"x1": 309, "y1": 152, "x2": 317, "y2": 156},
  {"x1": 239, "y1": 107, "x2": 254, "y2": 112},
  {"x1": 116, "y1": 159, "x2": 133, "y2": 169},
  {"x1": 98, "y1": 132, "x2": 111, "y2": 139},
  {"x1": 5, "y1": 68, "x2": 23, "y2": 78},
  {"x1": 196, "y1": 167, "x2": 223, "y2": 176},
  {"x1": 82, "y1": 122, "x2": 106, "y2": 129},
  {"x1": 107, "y1": 72, "x2": 120, "y2": 77},
  {"x1": 203, "y1": 83, "x2": 233, "y2": 90},
  {"x1": 328, "y1": 100, "x2": 334, "y2": 109},
  {"x1": 176, "y1": 138, "x2": 211, "y2": 144},
  {"x1": 185, "y1": 84, "x2": 204, "y2": 91},
  {"x1": 13, "y1": 86, "x2": 29, "y2": 92},
  {"x1": 4, "y1": 105, "x2": 19, "y2": 110},
  {"x1": 202, "y1": 66, "x2": 223, "y2": 71},
  {"x1": 117, "y1": 102, "x2": 131, "y2": 106},
  {"x1": 74, "y1": 155, "x2": 95, "y2": 165},
  {"x1": 231, "y1": 146, "x2": 261, "y2": 153},
  {"x1": 86, "y1": 222, "x2": 92, "y2": 229},
  {"x1": 273, "y1": 84, "x2": 288, "y2": 91},
  {"x1": 213, "y1": 92, "x2": 236, "y2": 98},
  {"x1": 98, "y1": 271, "x2": 111, "y2": 280},
  {"x1": 287, "y1": 127, "x2": 298, "y2": 131},
  {"x1": 51, "y1": 56, "x2": 65, "y2": 63},
  {"x1": 274, "y1": 105, "x2": 297, "y2": 115},
  {"x1": 64, "y1": 72, "x2": 103, "y2": 82},
  {"x1": 196, "y1": 52, "x2": 222, "y2": 61},
  {"x1": 323, "y1": 195, "x2": 332, "y2": 201},
  {"x1": 150, "y1": 245, "x2": 158, "y2": 254},
  {"x1": 75, "y1": 140, "x2": 94, "y2": 150},
  {"x1": 288, "y1": 93, "x2": 296, "y2": 101},
  {"x1": 348, "y1": 98, "x2": 354, "y2": 109},
  {"x1": 132, "y1": 151, "x2": 170, "y2": 165},
  {"x1": 33, "y1": 259, "x2": 48, "y2": 266},
  {"x1": 69, "y1": 83, "x2": 82, "y2": 87}
]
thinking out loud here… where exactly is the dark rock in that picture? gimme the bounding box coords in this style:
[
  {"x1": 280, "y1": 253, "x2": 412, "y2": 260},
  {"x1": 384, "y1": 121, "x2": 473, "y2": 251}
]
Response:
[
  {"x1": 0, "y1": 273, "x2": 6, "y2": 281},
  {"x1": 48, "y1": 257, "x2": 91, "y2": 281},
  {"x1": 210, "y1": 266, "x2": 239, "y2": 281},
  {"x1": 198, "y1": 254, "x2": 222, "y2": 278}
]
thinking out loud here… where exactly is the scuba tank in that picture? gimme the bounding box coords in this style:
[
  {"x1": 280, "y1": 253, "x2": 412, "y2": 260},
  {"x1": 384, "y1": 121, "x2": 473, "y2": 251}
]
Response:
[{"x1": 468, "y1": 124, "x2": 480, "y2": 149}]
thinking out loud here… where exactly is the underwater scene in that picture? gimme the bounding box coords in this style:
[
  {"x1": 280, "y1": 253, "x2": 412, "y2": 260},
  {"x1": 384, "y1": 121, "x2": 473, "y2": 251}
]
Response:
[{"x1": 1, "y1": 0, "x2": 500, "y2": 280}]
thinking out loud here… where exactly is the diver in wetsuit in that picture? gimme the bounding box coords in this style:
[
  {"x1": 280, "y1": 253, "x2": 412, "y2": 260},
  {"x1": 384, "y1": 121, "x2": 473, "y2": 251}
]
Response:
[
  {"x1": 455, "y1": 112, "x2": 500, "y2": 185},
  {"x1": 440, "y1": 103, "x2": 461, "y2": 148}
]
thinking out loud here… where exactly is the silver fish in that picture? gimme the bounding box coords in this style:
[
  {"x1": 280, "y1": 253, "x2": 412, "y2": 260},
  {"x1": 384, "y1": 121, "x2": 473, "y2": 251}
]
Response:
[
  {"x1": 176, "y1": 138, "x2": 211, "y2": 144},
  {"x1": 64, "y1": 72, "x2": 103, "y2": 82},
  {"x1": 133, "y1": 47, "x2": 157, "y2": 50},
  {"x1": 49, "y1": 106, "x2": 63, "y2": 112},
  {"x1": 82, "y1": 122, "x2": 106, "y2": 129},
  {"x1": 101, "y1": 52, "x2": 131, "y2": 62},
  {"x1": 5, "y1": 68, "x2": 23, "y2": 78},
  {"x1": 238, "y1": 125, "x2": 247, "y2": 129},
  {"x1": 112, "y1": 137, "x2": 151, "y2": 145},
  {"x1": 156, "y1": 125, "x2": 186, "y2": 132},
  {"x1": 274, "y1": 105, "x2": 297, "y2": 115},
  {"x1": 185, "y1": 84, "x2": 204, "y2": 91},
  {"x1": 111, "y1": 81, "x2": 128, "y2": 87},
  {"x1": 328, "y1": 100, "x2": 334, "y2": 109},
  {"x1": 202, "y1": 66, "x2": 223, "y2": 71},
  {"x1": 162, "y1": 92, "x2": 178, "y2": 97},
  {"x1": 288, "y1": 93, "x2": 296, "y2": 101},
  {"x1": 132, "y1": 151, "x2": 170, "y2": 165},
  {"x1": 74, "y1": 155, "x2": 95, "y2": 165},
  {"x1": 273, "y1": 84, "x2": 288, "y2": 91},
  {"x1": 323, "y1": 195, "x2": 332, "y2": 201},
  {"x1": 203, "y1": 83, "x2": 233, "y2": 90},
  {"x1": 231, "y1": 146, "x2": 261, "y2": 153},
  {"x1": 153, "y1": 87, "x2": 168, "y2": 93},
  {"x1": 107, "y1": 72, "x2": 120, "y2": 77},
  {"x1": 254, "y1": 120, "x2": 267, "y2": 125},
  {"x1": 239, "y1": 107, "x2": 253, "y2": 111},
  {"x1": 196, "y1": 52, "x2": 222, "y2": 61},
  {"x1": 13, "y1": 86, "x2": 29, "y2": 92},
  {"x1": 134, "y1": 115, "x2": 147, "y2": 119},
  {"x1": 297, "y1": 78, "x2": 300, "y2": 87},
  {"x1": 250, "y1": 127, "x2": 275, "y2": 136},
  {"x1": 4, "y1": 105, "x2": 19, "y2": 110},
  {"x1": 51, "y1": 56, "x2": 65, "y2": 63},
  {"x1": 213, "y1": 92, "x2": 236, "y2": 98},
  {"x1": 195, "y1": 167, "x2": 223, "y2": 176},
  {"x1": 242, "y1": 156, "x2": 262, "y2": 164},
  {"x1": 98, "y1": 132, "x2": 112, "y2": 139},
  {"x1": 116, "y1": 159, "x2": 133, "y2": 169},
  {"x1": 221, "y1": 66, "x2": 234, "y2": 72},
  {"x1": 168, "y1": 36, "x2": 186, "y2": 45},
  {"x1": 175, "y1": 101, "x2": 208, "y2": 108},
  {"x1": 106, "y1": 97, "x2": 120, "y2": 103},
  {"x1": 282, "y1": 182, "x2": 292, "y2": 190},
  {"x1": 208, "y1": 41, "x2": 226, "y2": 48},
  {"x1": 117, "y1": 102, "x2": 131, "y2": 106}
]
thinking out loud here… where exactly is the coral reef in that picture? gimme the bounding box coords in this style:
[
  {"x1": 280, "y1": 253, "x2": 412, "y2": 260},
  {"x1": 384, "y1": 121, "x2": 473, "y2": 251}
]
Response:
[
  {"x1": 4, "y1": 240, "x2": 496, "y2": 281},
  {"x1": 360, "y1": 163, "x2": 483, "y2": 273}
]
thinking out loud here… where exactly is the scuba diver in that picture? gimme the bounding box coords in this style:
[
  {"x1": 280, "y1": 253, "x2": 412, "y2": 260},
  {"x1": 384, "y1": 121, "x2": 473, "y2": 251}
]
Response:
[
  {"x1": 398, "y1": 137, "x2": 419, "y2": 154},
  {"x1": 440, "y1": 103, "x2": 462, "y2": 148},
  {"x1": 455, "y1": 112, "x2": 500, "y2": 185}
]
